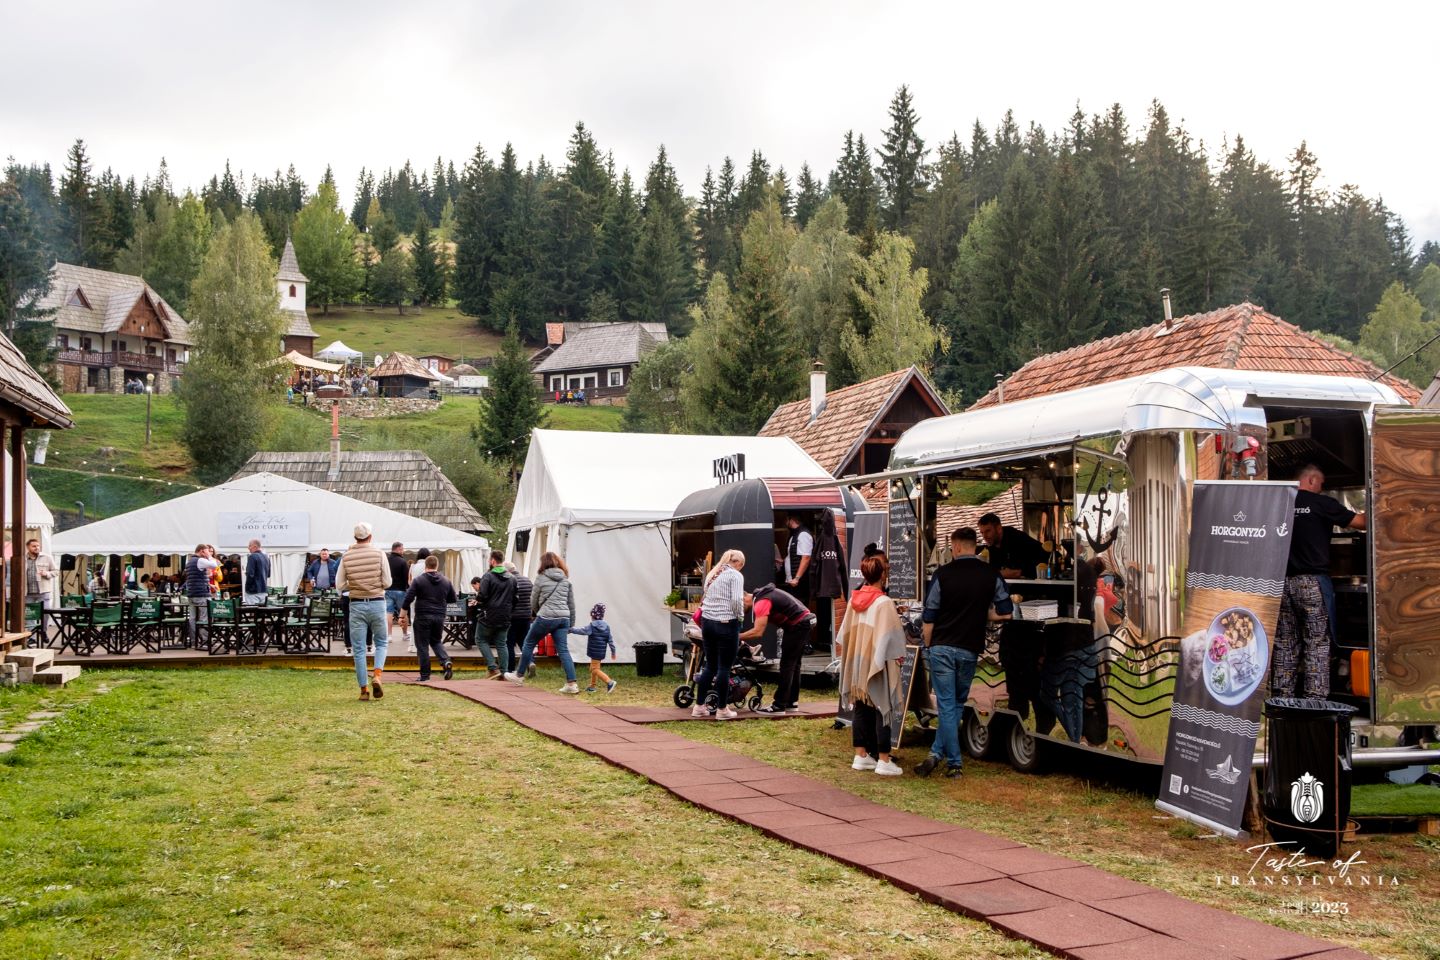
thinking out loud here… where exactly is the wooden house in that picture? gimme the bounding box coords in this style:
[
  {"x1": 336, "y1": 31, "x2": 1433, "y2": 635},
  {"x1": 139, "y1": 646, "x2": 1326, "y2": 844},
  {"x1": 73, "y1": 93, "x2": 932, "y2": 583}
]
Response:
[
  {"x1": 371, "y1": 352, "x2": 441, "y2": 398},
  {"x1": 531, "y1": 322, "x2": 668, "y2": 399}
]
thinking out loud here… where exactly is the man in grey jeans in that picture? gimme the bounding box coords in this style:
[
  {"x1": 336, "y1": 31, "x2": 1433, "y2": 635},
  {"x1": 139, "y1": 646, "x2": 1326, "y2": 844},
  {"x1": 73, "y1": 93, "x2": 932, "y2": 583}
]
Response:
[
  {"x1": 183, "y1": 544, "x2": 219, "y2": 646},
  {"x1": 337, "y1": 521, "x2": 392, "y2": 701}
]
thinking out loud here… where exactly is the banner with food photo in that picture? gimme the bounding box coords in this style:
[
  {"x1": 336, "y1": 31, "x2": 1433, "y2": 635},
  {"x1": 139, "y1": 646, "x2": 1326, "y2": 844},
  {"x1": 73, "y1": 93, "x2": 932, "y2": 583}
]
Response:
[{"x1": 1157, "y1": 480, "x2": 1297, "y2": 838}]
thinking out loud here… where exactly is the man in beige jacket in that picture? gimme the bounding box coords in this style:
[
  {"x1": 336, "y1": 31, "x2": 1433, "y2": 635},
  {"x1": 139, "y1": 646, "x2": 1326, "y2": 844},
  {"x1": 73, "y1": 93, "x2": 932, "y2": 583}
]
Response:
[{"x1": 337, "y1": 521, "x2": 391, "y2": 701}]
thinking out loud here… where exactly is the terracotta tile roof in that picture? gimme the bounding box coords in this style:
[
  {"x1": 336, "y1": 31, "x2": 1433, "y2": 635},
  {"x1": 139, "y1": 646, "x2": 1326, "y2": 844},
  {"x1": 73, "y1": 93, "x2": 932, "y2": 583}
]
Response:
[
  {"x1": 545, "y1": 323, "x2": 565, "y2": 346},
  {"x1": 759, "y1": 367, "x2": 947, "y2": 476},
  {"x1": 972, "y1": 302, "x2": 1419, "y2": 408},
  {"x1": 372, "y1": 351, "x2": 440, "y2": 381}
]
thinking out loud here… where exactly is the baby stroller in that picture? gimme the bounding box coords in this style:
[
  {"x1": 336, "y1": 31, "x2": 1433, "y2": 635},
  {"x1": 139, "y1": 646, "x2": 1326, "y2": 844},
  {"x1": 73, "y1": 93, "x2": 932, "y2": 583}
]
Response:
[{"x1": 672, "y1": 627, "x2": 767, "y2": 713}]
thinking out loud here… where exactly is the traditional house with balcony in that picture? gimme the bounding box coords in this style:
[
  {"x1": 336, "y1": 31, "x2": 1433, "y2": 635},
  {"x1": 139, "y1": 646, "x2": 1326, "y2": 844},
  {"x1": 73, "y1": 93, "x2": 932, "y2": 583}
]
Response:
[
  {"x1": 531, "y1": 321, "x2": 668, "y2": 401},
  {"x1": 40, "y1": 262, "x2": 192, "y2": 394}
]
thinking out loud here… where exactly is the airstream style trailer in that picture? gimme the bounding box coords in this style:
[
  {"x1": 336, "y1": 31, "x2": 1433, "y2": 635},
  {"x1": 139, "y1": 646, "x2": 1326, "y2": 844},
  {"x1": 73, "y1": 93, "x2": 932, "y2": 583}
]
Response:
[{"x1": 843, "y1": 366, "x2": 1440, "y2": 772}]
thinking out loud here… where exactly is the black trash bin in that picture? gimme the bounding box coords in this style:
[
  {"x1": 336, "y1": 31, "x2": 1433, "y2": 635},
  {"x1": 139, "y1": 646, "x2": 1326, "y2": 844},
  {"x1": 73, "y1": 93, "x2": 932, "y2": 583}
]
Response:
[
  {"x1": 1262, "y1": 698, "x2": 1357, "y2": 858},
  {"x1": 633, "y1": 641, "x2": 666, "y2": 678}
]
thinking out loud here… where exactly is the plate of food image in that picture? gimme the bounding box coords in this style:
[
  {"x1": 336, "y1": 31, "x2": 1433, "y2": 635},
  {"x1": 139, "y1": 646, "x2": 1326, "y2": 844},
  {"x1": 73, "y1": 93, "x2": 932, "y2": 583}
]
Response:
[{"x1": 1203, "y1": 606, "x2": 1268, "y2": 706}]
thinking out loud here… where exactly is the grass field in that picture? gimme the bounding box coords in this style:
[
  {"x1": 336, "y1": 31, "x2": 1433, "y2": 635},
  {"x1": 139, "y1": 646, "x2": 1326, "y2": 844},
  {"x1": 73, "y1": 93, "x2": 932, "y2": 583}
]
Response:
[
  {"x1": 1352, "y1": 783, "x2": 1440, "y2": 816},
  {"x1": 0, "y1": 670, "x2": 1032, "y2": 960},
  {"x1": 308, "y1": 304, "x2": 506, "y2": 361}
]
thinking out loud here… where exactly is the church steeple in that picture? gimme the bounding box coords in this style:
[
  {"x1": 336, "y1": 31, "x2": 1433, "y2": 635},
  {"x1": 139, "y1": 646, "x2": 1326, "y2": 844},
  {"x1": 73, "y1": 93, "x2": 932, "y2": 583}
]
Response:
[{"x1": 277, "y1": 235, "x2": 308, "y2": 311}]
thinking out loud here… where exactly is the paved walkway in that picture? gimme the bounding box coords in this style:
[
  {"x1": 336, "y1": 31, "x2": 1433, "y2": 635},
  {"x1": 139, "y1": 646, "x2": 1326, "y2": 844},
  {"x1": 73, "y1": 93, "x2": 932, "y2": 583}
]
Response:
[{"x1": 401, "y1": 676, "x2": 1367, "y2": 960}]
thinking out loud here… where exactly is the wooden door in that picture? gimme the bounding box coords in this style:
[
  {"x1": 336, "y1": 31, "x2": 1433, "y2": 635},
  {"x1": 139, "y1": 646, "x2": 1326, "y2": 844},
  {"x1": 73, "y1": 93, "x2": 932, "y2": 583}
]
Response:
[{"x1": 1370, "y1": 406, "x2": 1440, "y2": 723}]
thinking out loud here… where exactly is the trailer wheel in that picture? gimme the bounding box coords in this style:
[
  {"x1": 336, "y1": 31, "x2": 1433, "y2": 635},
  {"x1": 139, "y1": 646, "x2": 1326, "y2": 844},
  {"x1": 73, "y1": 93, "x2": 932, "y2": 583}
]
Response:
[
  {"x1": 673, "y1": 686, "x2": 694, "y2": 708},
  {"x1": 1006, "y1": 721, "x2": 1045, "y2": 773},
  {"x1": 961, "y1": 709, "x2": 993, "y2": 759}
]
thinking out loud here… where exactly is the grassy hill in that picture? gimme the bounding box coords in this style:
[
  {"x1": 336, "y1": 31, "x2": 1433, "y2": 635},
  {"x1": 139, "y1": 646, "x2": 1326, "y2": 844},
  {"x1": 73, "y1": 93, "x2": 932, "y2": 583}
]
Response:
[
  {"x1": 33, "y1": 393, "x2": 623, "y2": 525},
  {"x1": 308, "y1": 304, "x2": 506, "y2": 361}
]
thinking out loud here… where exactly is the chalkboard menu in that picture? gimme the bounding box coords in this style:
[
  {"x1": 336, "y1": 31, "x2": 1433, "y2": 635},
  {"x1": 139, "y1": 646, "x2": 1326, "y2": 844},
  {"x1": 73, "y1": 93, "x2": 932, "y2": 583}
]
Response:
[
  {"x1": 889, "y1": 643, "x2": 924, "y2": 748},
  {"x1": 887, "y1": 498, "x2": 920, "y2": 600}
]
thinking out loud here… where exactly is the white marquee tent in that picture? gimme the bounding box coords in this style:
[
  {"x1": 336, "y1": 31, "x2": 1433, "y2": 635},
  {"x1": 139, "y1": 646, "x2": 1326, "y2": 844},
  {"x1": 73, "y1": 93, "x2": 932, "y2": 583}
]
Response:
[
  {"x1": 4, "y1": 450, "x2": 58, "y2": 604},
  {"x1": 52, "y1": 472, "x2": 489, "y2": 593},
  {"x1": 316, "y1": 341, "x2": 363, "y2": 362},
  {"x1": 506, "y1": 430, "x2": 831, "y2": 661}
]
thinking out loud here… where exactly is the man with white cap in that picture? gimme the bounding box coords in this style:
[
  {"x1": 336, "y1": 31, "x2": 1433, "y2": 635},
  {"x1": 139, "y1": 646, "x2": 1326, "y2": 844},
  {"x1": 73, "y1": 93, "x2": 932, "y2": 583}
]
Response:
[{"x1": 337, "y1": 521, "x2": 392, "y2": 701}]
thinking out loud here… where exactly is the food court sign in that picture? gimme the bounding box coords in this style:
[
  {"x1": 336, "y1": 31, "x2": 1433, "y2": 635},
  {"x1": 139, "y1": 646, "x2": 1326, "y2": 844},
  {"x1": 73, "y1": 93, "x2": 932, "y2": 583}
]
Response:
[{"x1": 217, "y1": 512, "x2": 311, "y2": 547}]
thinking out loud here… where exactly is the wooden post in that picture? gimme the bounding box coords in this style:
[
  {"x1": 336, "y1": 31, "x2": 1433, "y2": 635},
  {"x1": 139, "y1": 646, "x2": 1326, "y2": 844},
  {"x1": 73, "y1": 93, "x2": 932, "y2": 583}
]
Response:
[{"x1": 8, "y1": 424, "x2": 24, "y2": 635}]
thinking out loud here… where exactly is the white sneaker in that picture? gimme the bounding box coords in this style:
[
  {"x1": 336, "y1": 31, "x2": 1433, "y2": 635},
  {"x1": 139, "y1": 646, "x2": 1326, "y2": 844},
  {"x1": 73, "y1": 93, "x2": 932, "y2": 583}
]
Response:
[
  {"x1": 502, "y1": 672, "x2": 522, "y2": 684},
  {"x1": 559, "y1": 682, "x2": 580, "y2": 694},
  {"x1": 852, "y1": 754, "x2": 878, "y2": 771},
  {"x1": 691, "y1": 705, "x2": 708, "y2": 718},
  {"x1": 717, "y1": 706, "x2": 738, "y2": 719},
  {"x1": 874, "y1": 759, "x2": 904, "y2": 777}
]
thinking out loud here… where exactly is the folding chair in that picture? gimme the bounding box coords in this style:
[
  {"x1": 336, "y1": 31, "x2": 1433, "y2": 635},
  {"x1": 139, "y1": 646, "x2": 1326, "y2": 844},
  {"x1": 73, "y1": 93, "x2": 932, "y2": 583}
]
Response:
[
  {"x1": 128, "y1": 597, "x2": 165, "y2": 653},
  {"x1": 206, "y1": 599, "x2": 257, "y2": 655},
  {"x1": 75, "y1": 602, "x2": 127, "y2": 656},
  {"x1": 23, "y1": 601, "x2": 46, "y2": 647},
  {"x1": 296, "y1": 597, "x2": 333, "y2": 654},
  {"x1": 442, "y1": 601, "x2": 472, "y2": 648}
]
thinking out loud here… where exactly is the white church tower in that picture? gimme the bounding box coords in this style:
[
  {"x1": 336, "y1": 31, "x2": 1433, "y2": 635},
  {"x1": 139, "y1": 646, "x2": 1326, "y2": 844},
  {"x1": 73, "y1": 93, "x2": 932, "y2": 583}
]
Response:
[{"x1": 277, "y1": 236, "x2": 317, "y2": 356}]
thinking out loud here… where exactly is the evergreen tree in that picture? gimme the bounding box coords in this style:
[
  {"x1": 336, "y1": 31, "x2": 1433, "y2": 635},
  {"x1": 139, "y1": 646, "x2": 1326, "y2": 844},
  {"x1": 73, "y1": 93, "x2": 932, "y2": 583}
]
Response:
[
  {"x1": 474, "y1": 322, "x2": 546, "y2": 474},
  {"x1": 598, "y1": 170, "x2": 643, "y2": 318},
  {"x1": 1175, "y1": 156, "x2": 1243, "y2": 310},
  {"x1": 118, "y1": 192, "x2": 213, "y2": 313},
  {"x1": 1414, "y1": 263, "x2": 1440, "y2": 323},
  {"x1": 910, "y1": 134, "x2": 977, "y2": 322},
  {"x1": 0, "y1": 182, "x2": 59, "y2": 374},
  {"x1": 696, "y1": 166, "x2": 735, "y2": 277},
  {"x1": 793, "y1": 163, "x2": 824, "y2": 228},
  {"x1": 786, "y1": 196, "x2": 858, "y2": 379},
  {"x1": 292, "y1": 180, "x2": 361, "y2": 314},
  {"x1": 202, "y1": 160, "x2": 245, "y2": 223},
  {"x1": 452, "y1": 143, "x2": 495, "y2": 320},
  {"x1": 369, "y1": 211, "x2": 400, "y2": 255},
  {"x1": 350, "y1": 167, "x2": 375, "y2": 229},
  {"x1": 735, "y1": 151, "x2": 771, "y2": 221},
  {"x1": 410, "y1": 215, "x2": 447, "y2": 306},
  {"x1": 369, "y1": 245, "x2": 414, "y2": 314},
  {"x1": 830, "y1": 131, "x2": 879, "y2": 237},
  {"x1": 635, "y1": 146, "x2": 695, "y2": 332},
  {"x1": 540, "y1": 123, "x2": 610, "y2": 321},
  {"x1": 179, "y1": 212, "x2": 286, "y2": 484},
  {"x1": 842, "y1": 232, "x2": 944, "y2": 380},
  {"x1": 876, "y1": 85, "x2": 928, "y2": 231},
  {"x1": 58, "y1": 138, "x2": 108, "y2": 266}
]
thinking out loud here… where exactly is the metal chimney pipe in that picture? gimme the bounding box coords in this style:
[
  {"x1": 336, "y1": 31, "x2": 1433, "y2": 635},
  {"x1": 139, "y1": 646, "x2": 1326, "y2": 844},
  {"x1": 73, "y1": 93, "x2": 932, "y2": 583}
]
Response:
[
  {"x1": 809, "y1": 361, "x2": 827, "y2": 422},
  {"x1": 328, "y1": 400, "x2": 341, "y2": 481},
  {"x1": 1161, "y1": 288, "x2": 1173, "y2": 329},
  {"x1": 995, "y1": 373, "x2": 1005, "y2": 404}
]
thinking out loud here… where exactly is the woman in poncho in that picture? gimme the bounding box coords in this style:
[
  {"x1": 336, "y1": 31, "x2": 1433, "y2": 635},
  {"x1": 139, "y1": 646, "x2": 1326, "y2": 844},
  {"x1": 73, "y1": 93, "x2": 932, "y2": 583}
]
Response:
[{"x1": 834, "y1": 554, "x2": 908, "y2": 776}]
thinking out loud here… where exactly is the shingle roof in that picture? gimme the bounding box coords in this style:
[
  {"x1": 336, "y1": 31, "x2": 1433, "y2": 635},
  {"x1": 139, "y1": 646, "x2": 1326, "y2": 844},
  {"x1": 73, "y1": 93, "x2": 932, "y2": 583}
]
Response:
[
  {"x1": 230, "y1": 450, "x2": 492, "y2": 534},
  {"x1": 1421, "y1": 371, "x2": 1440, "y2": 406},
  {"x1": 282, "y1": 308, "x2": 316, "y2": 340},
  {"x1": 533, "y1": 322, "x2": 661, "y2": 373},
  {"x1": 449, "y1": 362, "x2": 480, "y2": 377},
  {"x1": 563, "y1": 321, "x2": 668, "y2": 342},
  {"x1": 38, "y1": 262, "x2": 193, "y2": 346},
  {"x1": 372, "y1": 351, "x2": 440, "y2": 381},
  {"x1": 758, "y1": 367, "x2": 947, "y2": 476},
  {"x1": 277, "y1": 237, "x2": 308, "y2": 283},
  {"x1": 0, "y1": 330, "x2": 71, "y2": 428},
  {"x1": 973, "y1": 302, "x2": 1419, "y2": 408}
]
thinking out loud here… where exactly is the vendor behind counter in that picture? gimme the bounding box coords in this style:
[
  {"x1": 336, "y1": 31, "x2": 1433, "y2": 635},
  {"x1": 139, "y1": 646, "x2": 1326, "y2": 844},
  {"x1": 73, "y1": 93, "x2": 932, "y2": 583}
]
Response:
[{"x1": 977, "y1": 512, "x2": 1051, "y2": 580}]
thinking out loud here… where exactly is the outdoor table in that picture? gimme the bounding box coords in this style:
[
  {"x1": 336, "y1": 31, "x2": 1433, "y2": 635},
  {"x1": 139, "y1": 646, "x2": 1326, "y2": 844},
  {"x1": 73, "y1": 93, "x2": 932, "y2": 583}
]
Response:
[
  {"x1": 42, "y1": 607, "x2": 88, "y2": 653},
  {"x1": 238, "y1": 605, "x2": 290, "y2": 652}
]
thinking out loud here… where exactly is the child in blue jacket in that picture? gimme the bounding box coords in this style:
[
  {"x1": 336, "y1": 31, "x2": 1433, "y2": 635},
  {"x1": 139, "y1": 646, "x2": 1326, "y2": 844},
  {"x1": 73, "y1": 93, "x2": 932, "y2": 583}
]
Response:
[{"x1": 570, "y1": 603, "x2": 617, "y2": 693}]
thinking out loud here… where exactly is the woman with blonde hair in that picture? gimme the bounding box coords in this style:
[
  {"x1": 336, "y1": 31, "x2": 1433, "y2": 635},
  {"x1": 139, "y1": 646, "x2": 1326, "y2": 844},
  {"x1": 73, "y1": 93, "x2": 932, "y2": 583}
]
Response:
[
  {"x1": 693, "y1": 549, "x2": 746, "y2": 718},
  {"x1": 506, "y1": 552, "x2": 580, "y2": 692},
  {"x1": 835, "y1": 554, "x2": 908, "y2": 775}
]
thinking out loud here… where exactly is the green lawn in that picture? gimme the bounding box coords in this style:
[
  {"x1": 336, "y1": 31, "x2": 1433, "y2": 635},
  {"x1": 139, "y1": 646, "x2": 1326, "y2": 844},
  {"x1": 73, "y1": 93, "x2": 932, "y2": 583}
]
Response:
[
  {"x1": 1352, "y1": 782, "x2": 1440, "y2": 816},
  {"x1": 0, "y1": 670, "x2": 1027, "y2": 960},
  {"x1": 308, "y1": 304, "x2": 506, "y2": 361}
]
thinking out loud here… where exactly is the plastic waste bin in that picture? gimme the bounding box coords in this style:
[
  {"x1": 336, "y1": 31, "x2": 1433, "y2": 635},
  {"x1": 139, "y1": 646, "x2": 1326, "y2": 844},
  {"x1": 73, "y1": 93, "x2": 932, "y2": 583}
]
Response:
[
  {"x1": 1262, "y1": 698, "x2": 1357, "y2": 858},
  {"x1": 633, "y1": 641, "x2": 666, "y2": 678}
]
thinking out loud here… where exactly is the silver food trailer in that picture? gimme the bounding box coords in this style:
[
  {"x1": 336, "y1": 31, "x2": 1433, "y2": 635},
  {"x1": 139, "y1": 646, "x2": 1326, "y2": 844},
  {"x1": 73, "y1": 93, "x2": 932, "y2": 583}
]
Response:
[{"x1": 831, "y1": 366, "x2": 1440, "y2": 772}]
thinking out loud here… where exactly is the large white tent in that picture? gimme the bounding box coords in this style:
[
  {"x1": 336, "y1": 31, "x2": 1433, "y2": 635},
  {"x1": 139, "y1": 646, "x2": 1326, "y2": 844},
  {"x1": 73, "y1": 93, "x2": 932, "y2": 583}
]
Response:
[
  {"x1": 53, "y1": 472, "x2": 489, "y2": 592},
  {"x1": 3, "y1": 450, "x2": 58, "y2": 604},
  {"x1": 316, "y1": 340, "x2": 363, "y2": 362},
  {"x1": 506, "y1": 430, "x2": 831, "y2": 661}
]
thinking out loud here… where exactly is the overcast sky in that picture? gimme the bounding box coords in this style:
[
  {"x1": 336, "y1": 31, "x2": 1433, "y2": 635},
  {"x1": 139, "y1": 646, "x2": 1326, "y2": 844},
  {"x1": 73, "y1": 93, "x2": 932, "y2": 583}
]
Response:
[{"x1": 5, "y1": 1, "x2": 1437, "y2": 243}]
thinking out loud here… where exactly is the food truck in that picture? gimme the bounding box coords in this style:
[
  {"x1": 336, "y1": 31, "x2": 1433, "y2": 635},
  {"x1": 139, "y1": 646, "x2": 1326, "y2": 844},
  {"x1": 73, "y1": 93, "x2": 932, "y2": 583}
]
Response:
[{"x1": 830, "y1": 366, "x2": 1440, "y2": 772}]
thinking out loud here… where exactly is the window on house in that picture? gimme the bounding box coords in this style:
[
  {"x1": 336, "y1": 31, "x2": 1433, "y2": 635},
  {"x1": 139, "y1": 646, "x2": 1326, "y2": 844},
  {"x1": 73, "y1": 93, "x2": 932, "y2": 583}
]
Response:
[
  {"x1": 166, "y1": 348, "x2": 177, "y2": 363},
  {"x1": 608, "y1": 369, "x2": 623, "y2": 387},
  {"x1": 57, "y1": 334, "x2": 69, "y2": 349},
  {"x1": 550, "y1": 376, "x2": 563, "y2": 392},
  {"x1": 67, "y1": 287, "x2": 91, "y2": 309},
  {"x1": 117, "y1": 340, "x2": 127, "y2": 352},
  {"x1": 289, "y1": 284, "x2": 297, "y2": 297},
  {"x1": 80, "y1": 337, "x2": 93, "y2": 351}
]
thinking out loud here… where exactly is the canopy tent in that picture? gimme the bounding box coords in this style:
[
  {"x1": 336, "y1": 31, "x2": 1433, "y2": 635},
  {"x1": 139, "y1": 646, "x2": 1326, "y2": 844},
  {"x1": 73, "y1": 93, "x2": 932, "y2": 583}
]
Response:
[
  {"x1": 506, "y1": 430, "x2": 832, "y2": 661},
  {"x1": 316, "y1": 341, "x2": 364, "y2": 362},
  {"x1": 3, "y1": 449, "x2": 58, "y2": 604},
  {"x1": 52, "y1": 472, "x2": 489, "y2": 594},
  {"x1": 279, "y1": 350, "x2": 342, "y2": 373}
]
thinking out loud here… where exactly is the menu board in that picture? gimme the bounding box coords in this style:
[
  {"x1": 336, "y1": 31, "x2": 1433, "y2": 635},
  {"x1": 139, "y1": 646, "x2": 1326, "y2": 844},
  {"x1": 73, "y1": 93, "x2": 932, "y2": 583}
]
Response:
[
  {"x1": 889, "y1": 643, "x2": 923, "y2": 748},
  {"x1": 887, "y1": 498, "x2": 919, "y2": 600}
]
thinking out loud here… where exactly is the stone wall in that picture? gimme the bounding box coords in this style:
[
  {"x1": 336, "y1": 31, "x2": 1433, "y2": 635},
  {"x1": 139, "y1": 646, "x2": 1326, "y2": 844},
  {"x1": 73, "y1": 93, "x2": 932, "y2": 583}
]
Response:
[{"x1": 327, "y1": 397, "x2": 442, "y2": 419}]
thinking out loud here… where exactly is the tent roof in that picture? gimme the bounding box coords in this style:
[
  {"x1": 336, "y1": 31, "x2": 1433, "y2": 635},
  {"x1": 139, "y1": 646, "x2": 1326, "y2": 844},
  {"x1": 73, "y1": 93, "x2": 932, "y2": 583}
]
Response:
[
  {"x1": 509, "y1": 429, "x2": 830, "y2": 528},
  {"x1": 52, "y1": 472, "x2": 489, "y2": 554},
  {"x1": 316, "y1": 340, "x2": 363, "y2": 360},
  {"x1": 280, "y1": 350, "x2": 342, "y2": 373},
  {"x1": 2, "y1": 449, "x2": 53, "y2": 530}
]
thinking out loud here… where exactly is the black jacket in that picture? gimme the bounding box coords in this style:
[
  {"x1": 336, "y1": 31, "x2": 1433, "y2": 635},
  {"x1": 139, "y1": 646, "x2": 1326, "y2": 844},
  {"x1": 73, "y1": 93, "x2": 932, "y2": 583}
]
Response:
[
  {"x1": 403, "y1": 571, "x2": 456, "y2": 621},
  {"x1": 510, "y1": 574, "x2": 534, "y2": 622},
  {"x1": 477, "y1": 568, "x2": 517, "y2": 627},
  {"x1": 814, "y1": 509, "x2": 849, "y2": 600}
]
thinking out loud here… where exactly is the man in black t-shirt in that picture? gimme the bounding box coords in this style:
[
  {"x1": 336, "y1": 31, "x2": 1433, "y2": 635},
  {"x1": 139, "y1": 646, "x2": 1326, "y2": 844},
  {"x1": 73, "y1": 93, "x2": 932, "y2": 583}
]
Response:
[
  {"x1": 978, "y1": 512, "x2": 1050, "y2": 581},
  {"x1": 1274, "y1": 464, "x2": 1366, "y2": 698}
]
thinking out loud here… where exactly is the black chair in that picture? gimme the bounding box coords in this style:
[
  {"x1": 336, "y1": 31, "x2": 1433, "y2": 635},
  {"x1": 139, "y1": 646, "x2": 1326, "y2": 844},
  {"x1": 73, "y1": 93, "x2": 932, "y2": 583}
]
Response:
[
  {"x1": 127, "y1": 597, "x2": 165, "y2": 653},
  {"x1": 74, "y1": 602, "x2": 127, "y2": 655},
  {"x1": 292, "y1": 597, "x2": 333, "y2": 654},
  {"x1": 206, "y1": 599, "x2": 257, "y2": 655},
  {"x1": 442, "y1": 601, "x2": 472, "y2": 648}
]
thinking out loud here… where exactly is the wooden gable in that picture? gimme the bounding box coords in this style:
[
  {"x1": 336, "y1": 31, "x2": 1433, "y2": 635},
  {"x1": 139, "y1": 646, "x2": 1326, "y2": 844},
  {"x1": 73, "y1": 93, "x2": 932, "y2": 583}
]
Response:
[
  {"x1": 119, "y1": 293, "x2": 171, "y2": 341},
  {"x1": 839, "y1": 372, "x2": 948, "y2": 477}
]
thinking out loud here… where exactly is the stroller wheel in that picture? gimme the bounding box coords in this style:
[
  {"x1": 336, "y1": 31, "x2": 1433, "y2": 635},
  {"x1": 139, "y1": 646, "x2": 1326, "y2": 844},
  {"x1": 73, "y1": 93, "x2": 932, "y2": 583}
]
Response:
[
  {"x1": 673, "y1": 686, "x2": 695, "y2": 708},
  {"x1": 747, "y1": 694, "x2": 763, "y2": 713}
]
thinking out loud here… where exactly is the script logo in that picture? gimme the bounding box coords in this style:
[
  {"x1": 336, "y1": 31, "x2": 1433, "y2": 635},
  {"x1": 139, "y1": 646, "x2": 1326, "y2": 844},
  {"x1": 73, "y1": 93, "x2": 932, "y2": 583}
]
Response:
[{"x1": 1292, "y1": 772, "x2": 1324, "y2": 824}]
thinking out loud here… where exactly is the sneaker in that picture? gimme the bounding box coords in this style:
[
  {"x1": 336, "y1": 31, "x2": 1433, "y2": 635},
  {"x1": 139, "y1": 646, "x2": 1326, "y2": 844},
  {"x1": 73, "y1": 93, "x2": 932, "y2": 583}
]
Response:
[
  {"x1": 875, "y1": 759, "x2": 904, "y2": 777},
  {"x1": 606, "y1": 680, "x2": 617, "y2": 694},
  {"x1": 852, "y1": 753, "x2": 878, "y2": 771},
  {"x1": 443, "y1": 662, "x2": 454, "y2": 681},
  {"x1": 717, "y1": 706, "x2": 738, "y2": 719},
  {"x1": 527, "y1": 666, "x2": 536, "y2": 679},
  {"x1": 417, "y1": 675, "x2": 430, "y2": 682},
  {"x1": 370, "y1": 673, "x2": 384, "y2": 700},
  {"x1": 691, "y1": 705, "x2": 709, "y2": 718},
  {"x1": 502, "y1": 672, "x2": 521, "y2": 683},
  {"x1": 584, "y1": 686, "x2": 598, "y2": 693},
  {"x1": 559, "y1": 682, "x2": 580, "y2": 694},
  {"x1": 914, "y1": 755, "x2": 941, "y2": 778},
  {"x1": 757, "y1": 704, "x2": 786, "y2": 715},
  {"x1": 943, "y1": 763, "x2": 965, "y2": 779},
  {"x1": 358, "y1": 687, "x2": 370, "y2": 701}
]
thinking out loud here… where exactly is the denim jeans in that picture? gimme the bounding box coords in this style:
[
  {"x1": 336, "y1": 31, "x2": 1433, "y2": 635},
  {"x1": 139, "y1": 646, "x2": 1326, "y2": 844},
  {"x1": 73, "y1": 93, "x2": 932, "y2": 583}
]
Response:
[
  {"x1": 925, "y1": 644, "x2": 978, "y2": 767},
  {"x1": 349, "y1": 597, "x2": 389, "y2": 687},
  {"x1": 413, "y1": 616, "x2": 449, "y2": 679},
  {"x1": 473, "y1": 620, "x2": 510, "y2": 673},
  {"x1": 515, "y1": 616, "x2": 575, "y2": 682},
  {"x1": 1049, "y1": 641, "x2": 1100, "y2": 743},
  {"x1": 696, "y1": 618, "x2": 740, "y2": 710}
]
